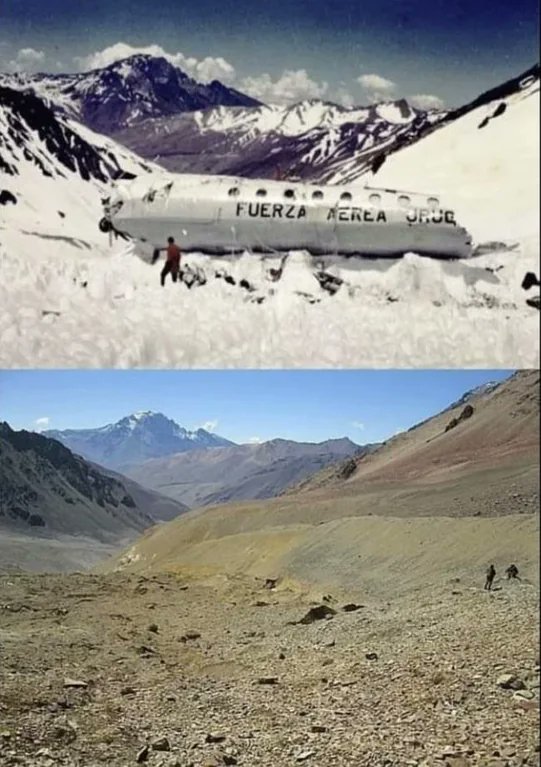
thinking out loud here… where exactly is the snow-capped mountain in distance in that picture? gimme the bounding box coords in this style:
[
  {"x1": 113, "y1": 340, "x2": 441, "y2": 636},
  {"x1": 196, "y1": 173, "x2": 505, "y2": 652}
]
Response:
[
  {"x1": 446, "y1": 381, "x2": 501, "y2": 411},
  {"x1": 114, "y1": 63, "x2": 539, "y2": 184},
  {"x1": 1, "y1": 53, "x2": 444, "y2": 181},
  {"x1": 114, "y1": 95, "x2": 443, "y2": 180},
  {"x1": 0, "y1": 54, "x2": 262, "y2": 134},
  {"x1": 44, "y1": 412, "x2": 237, "y2": 472}
]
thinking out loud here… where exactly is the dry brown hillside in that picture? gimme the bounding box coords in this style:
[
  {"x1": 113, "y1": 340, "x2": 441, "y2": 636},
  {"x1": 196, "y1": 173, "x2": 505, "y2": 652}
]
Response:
[
  {"x1": 109, "y1": 372, "x2": 539, "y2": 600},
  {"x1": 289, "y1": 369, "x2": 539, "y2": 493}
]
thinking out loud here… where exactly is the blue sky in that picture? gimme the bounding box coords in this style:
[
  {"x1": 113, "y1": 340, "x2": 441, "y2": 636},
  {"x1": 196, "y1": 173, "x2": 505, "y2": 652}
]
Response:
[
  {"x1": 0, "y1": 0, "x2": 538, "y2": 107},
  {"x1": 0, "y1": 370, "x2": 513, "y2": 445}
]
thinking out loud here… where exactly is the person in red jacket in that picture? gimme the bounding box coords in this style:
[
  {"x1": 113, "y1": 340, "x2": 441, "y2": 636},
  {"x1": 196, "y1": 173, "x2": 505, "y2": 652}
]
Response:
[{"x1": 153, "y1": 237, "x2": 182, "y2": 286}]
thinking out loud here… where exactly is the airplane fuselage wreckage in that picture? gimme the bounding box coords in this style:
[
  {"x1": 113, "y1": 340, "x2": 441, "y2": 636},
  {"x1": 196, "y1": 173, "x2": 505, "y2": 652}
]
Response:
[{"x1": 100, "y1": 173, "x2": 473, "y2": 259}]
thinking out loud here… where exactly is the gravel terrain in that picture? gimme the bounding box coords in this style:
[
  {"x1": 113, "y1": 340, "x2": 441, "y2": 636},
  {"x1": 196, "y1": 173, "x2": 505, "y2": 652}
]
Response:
[{"x1": 0, "y1": 570, "x2": 538, "y2": 767}]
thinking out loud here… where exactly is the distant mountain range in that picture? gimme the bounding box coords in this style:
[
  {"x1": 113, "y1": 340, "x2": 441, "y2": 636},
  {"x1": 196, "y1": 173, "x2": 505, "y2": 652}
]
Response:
[
  {"x1": 0, "y1": 422, "x2": 187, "y2": 540},
  {"x1": 1, "y1": 54, "x2": 261, "y2": 134},
  {"x1": 45, "y1": 412, "x2": 236, "y2": 472},
  {"x1": 127, "y1": 436, "x2": 372, "y2": 508},
  {"x1": 44, "y1": 412, "x2": 370, "y2": 509},
  {"x1": 111, "y1": 96, "x2": 442, "y2": 181},
  {"x1": 1, "y1": 57, "x2": 537, "y2": 239}
]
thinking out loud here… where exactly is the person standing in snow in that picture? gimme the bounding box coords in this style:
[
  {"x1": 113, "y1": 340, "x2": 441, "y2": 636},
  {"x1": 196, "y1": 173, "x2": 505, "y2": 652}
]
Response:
[{"x1": 152, "y1": 236, "x2": 182, "y2": 286}]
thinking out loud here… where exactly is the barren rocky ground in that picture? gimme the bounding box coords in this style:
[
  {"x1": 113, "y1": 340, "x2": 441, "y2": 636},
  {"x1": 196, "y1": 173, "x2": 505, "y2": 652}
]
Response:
[{"x1": 0, "y1": 570, "x2": 538, "y2": 767}]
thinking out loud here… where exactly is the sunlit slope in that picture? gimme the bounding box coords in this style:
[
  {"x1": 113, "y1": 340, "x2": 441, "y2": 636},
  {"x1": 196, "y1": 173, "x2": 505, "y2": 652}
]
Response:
[
  {"x1": 109, "y1": 373, "x2": 539, "y2": 596},
  {"x1": 372, "y1": 79, "x2": 539, "y2": 244},
  {"x1": 291, "y1": 369, "x2": 539, "y2": 494}
]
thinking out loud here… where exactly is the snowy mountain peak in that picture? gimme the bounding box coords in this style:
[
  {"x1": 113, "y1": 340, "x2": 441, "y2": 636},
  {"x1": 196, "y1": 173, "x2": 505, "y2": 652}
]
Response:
[
  {"x1": 43, "y1": 414, "x2": 236, "y2": 471},
  {"x1": 1, "y1": 55, "x2": 262, "y2": 134}
]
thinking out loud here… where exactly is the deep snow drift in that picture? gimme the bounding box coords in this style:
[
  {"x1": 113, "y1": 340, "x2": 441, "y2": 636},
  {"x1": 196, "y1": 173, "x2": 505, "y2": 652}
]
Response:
[
  {"x1": 0, "y1": 242, "x2": 537, "y2": 367},
  {"x1": 0, "y1": 70, "x2": 539, "y2": 368}
]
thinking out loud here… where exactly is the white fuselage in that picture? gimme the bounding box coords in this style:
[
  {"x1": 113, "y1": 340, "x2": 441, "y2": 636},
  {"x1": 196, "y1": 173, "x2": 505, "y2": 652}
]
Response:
[{"x1": 106, "y1": 173, "x2": 473, "y2": 258}]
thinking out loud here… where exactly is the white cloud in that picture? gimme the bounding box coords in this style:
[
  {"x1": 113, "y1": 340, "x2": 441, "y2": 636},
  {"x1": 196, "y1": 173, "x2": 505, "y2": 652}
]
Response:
[
  {"x1": 357, "y1": 73, "x2": 396, "y2": 102},
  {"x1": 409, "y1": 93, "x2": 445, "y2": 111},
  {"x1": 240, "y1": 69, "x2": 328, "y2": 104},
  {"x1": 247, "y1": 436, "x2": 263, "y2": 444},
  {"x1": 195, "y1": 56, "x2": 236, "y2": 83},
  {"x1": 34, "y1": 417, "x2": 50, "y2": 431},
  {"x1": 74, "y1": 42, "x2": 236, "y2": 84},
  {"x1": 7, "y1": 47, "x2": 45, "y2": 72},
  {"x1": 351, "y1": 421, "x2": 365, "y2": 431},
  {"x1": 335, "y1": 86, "x2": 356, "y2": 109},
  {"x1": 199, "y1": 419, "x2": 218, "y2": 432}
]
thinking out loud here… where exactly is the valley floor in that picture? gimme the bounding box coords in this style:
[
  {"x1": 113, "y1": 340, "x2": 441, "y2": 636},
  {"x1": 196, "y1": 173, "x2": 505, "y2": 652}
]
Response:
[
  {"x1": 0, "y1": 236, "x2": 539, "y2": 367},
  {"x1": 0, "y1": 570, "x2": 538, "y2": 767}
]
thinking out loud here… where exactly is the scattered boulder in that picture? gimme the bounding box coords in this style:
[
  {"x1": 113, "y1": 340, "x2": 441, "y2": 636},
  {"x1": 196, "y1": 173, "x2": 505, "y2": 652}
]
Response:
[
  {"x1": 137, "y1": 644, "x2": 157, "y2": 656},
  {"x1": 264, "y1": 578, "x2": 278, "y2": 590},
  {"x1": 63, "y1": 678, "x2": 88, "y2": 689},
  {"x1": 136, "y1": 744, "x2": 149, "y2": 763},
  {"x1": 337, "y1": 457, "x2": 357, "y2": 480},
  {"x1": 365, "y1": 652, "x2": 379, "y2": 661},
  {"x1": 298, "y1": 605, "x2": 336, "y2": 625},
  {"x1": 342, "y1": 603, "x2": 364, "y2": 612},
  {"x1": 496, "y1": 673, "x2": 525, "y2": 690},
  {"x1": 148, "y1": 623, "x2": 159, "y2": 633},
  {"x1": 151, "y1": 736, "x2": 171, "y2": 751},
  {"x1": 180, "y1": 630, "x2": 201, "y2": 642},
  {"x1": 445, "y1": 404, "x2": 474, "y2": 433},
  {"x1": 206, "y1": 733, "x2": 226, "y2": 744},
  {"x1": 522, "y1": 271, "x2": 540, "y2": 291},
  {"x1": 513, "y1": 689, "x2": 535, "y2": 701},
  {"x1": 258, "y1": 677, "x2": 278, "y2": 685},
  {"x1": 0, "y1": 190, "x2": 17, "y2": 206}
]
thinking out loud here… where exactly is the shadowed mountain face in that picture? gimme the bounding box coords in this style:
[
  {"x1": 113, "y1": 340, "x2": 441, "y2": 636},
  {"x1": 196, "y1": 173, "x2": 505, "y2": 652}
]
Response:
[
  {"x1": 0, "y1": 85, "x2": 131, "y2": 182},
  {"x1": 0, "y1": 422, "x2": 156, "y2": 539},
  {"x1": 127, "y1": 437, "x2": 370, "y2": 508},
  {"x1": 1, "y1": 55, "x2": 262, "y2": 134},
  {"x1": 45, "y1": 412, "x2": 236, "y2": 472}
]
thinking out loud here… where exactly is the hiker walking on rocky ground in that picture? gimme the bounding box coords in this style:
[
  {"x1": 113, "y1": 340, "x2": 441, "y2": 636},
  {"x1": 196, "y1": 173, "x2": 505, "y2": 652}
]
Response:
[
  {"x1": 505, "y1": 563, "x2": 521, "y2": 580},
  {"x1": 484, "y1": 564, "x2": 496, "y2": 590}
]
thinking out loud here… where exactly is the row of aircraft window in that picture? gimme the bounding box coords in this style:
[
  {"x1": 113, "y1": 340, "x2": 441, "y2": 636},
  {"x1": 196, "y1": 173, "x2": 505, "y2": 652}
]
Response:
[{"x1": 227, "y1": 186, "x2": 439, "y2": 209}]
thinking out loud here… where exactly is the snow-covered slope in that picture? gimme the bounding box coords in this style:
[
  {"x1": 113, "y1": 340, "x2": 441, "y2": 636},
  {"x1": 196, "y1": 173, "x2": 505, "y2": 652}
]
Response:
[
  {"x1": 0, "y1": 55, "x2": 261, "y2": 134},
  {"x1": 0, "y1": 70, "x2": 538, "y2": 368},
  {"x1": 0, "y1": 83, "x2": 162, "y2": 262},
  {"x1": 370, "y1": 69, "x2": 540, "y2": 244}
]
